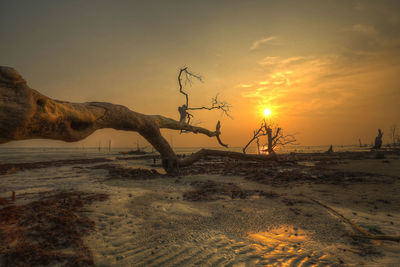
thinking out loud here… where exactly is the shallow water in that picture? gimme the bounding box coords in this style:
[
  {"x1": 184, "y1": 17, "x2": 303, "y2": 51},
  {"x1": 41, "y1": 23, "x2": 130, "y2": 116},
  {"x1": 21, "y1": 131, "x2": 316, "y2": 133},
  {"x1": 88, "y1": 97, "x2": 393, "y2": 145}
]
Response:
[{"x1": 0, "y1": 145, "x2": 368, "y2": 164}]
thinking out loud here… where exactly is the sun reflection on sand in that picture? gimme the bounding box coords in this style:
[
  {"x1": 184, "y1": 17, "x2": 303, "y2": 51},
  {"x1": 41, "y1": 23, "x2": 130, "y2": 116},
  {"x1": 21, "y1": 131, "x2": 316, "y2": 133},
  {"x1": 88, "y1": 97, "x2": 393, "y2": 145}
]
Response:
[{"x1": 248, "y1": 225, "x2": 333, "y2": 266}]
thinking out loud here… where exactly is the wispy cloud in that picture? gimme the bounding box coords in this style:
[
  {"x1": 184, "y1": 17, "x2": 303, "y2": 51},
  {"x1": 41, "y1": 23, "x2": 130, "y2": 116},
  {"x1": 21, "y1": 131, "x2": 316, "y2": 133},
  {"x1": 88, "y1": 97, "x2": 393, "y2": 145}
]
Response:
[
  {"x1": 240, "y1": 49, "x2": 400, "y2": 120},
  {"x1": 340, "y1": 22, "x2": 400, "y2": 56},
  {"x1": 258, "y1": 56, "x2": 279, "y2": 65},
  {"x1": 344, "y1": 24, "x2": 377, "y2": 35},
  {"x1": 259, "y1": 56, "x2": 306, "y2": 66},
  {"x1": 249, "y1": 36, "x2": 279, "y2": 51},
  {"x1": 241, "y1": 5, "x2": 400, "y2": 126}
]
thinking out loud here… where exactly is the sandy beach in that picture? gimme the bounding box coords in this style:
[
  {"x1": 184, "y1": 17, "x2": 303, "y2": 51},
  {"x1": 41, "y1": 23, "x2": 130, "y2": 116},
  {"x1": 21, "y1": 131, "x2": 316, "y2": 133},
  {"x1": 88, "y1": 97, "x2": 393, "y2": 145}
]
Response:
[
  {"x1": 2, "y1": 0, "x2": 400, "y2": 265},
  {"x1": 1, "y1": 150, "x2": 400, "y2": 266}
]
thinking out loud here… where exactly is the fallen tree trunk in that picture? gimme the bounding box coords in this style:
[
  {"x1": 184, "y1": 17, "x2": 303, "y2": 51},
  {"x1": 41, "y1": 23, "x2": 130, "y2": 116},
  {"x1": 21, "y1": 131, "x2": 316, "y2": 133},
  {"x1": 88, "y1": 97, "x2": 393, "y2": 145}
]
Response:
[
  {"x1": 0, "y1": 66, "x2": 274, "y2": 173},
  {"x1": 179, "y1": 148, "x2": 275, "y2": 167}
]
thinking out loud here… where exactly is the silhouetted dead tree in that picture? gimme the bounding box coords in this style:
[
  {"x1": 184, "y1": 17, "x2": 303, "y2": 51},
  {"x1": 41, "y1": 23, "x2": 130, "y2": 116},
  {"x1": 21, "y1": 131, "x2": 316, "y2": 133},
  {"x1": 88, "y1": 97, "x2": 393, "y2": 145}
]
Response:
[
  {"x1": 243, "y1": 119, "x2": 296, "y2": 156},
  {"x1": 372, "y1": 129, "x2": 383, "y2": 150},
  {"x1": 177, "y1": 67, "x2": 231, "y2": 136},
  {"x1": 389, "y1": 124, "x2": 399, "y2": 146},
  {"x1": 326, "y1": 145, "x2": 333, "y2": 154},
  {"x1": 0, "y1": 66, "x2": 274, "y2": 174}
]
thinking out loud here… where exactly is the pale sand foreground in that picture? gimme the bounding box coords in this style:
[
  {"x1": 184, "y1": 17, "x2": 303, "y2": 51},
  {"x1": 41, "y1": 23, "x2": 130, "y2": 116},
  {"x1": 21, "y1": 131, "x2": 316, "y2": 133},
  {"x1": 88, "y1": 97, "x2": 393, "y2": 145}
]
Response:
[
  {"x1": 84, "y1": 158, "x2": 400, "y2": 266},
  {"x1": 1, "y1": 155, "x2": 400, "y2": 266}
]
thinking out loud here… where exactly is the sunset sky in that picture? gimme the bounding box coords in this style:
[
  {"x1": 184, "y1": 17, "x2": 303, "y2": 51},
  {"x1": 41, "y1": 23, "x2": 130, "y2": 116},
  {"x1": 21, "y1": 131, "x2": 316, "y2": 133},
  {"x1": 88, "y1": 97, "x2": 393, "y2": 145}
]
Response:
[{"x1": 1, "y1": 0, "x2": 399, "y2": 148}]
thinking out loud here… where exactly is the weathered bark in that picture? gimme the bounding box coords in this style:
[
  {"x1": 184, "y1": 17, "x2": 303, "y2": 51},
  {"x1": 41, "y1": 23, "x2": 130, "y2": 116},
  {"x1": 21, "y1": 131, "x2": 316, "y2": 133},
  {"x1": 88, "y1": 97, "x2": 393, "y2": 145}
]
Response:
[
  {"x1": 266, "y1": 126, "x2": 274, "y2": 155},
  {"x1": 0, "y1": 66, "x2": 272, "y2": 173}
]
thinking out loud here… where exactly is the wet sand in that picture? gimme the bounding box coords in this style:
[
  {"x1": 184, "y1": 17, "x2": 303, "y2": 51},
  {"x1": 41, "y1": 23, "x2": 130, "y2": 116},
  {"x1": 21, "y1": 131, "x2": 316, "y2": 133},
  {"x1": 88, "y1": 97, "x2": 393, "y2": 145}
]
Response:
[{"x1": 1, "y1": 151, "x2": 400, "y2": 266}]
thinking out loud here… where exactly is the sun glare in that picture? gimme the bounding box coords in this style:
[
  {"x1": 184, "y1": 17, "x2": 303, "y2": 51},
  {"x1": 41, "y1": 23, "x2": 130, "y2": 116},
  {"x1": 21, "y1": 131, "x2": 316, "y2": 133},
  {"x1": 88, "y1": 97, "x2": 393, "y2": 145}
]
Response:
[{"x1": 263, "y1": 108, "x2": 272, "y2": 117}]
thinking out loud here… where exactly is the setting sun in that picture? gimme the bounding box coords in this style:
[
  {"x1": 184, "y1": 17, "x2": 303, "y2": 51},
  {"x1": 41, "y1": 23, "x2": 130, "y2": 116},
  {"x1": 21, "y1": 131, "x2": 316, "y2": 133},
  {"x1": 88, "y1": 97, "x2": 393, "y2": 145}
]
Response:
[{"x1": 263, "y1": 108, "x2": 272, "y2": 117}]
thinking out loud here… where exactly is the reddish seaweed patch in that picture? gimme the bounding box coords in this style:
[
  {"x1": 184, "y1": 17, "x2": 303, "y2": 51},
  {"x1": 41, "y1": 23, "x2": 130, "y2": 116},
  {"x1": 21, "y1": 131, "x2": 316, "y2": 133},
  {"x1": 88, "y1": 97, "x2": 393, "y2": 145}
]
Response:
[
  {"x1": 183, "y1": 180, "x2": 279, "y2": 201},
  {"x1": 0, "y1": 198, "x2": 9, "y2": 206},
  {"x1": 0, "y1": 191, "x2": 108, "y2": 266}
]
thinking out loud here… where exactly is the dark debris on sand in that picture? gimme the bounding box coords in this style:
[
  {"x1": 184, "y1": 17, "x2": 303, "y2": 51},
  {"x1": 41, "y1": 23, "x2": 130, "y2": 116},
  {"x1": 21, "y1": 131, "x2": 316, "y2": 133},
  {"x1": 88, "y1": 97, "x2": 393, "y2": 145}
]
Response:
[
  {"x1": 244, "y1": 168, "x2": 392, "y2": 186},
  {"x1": 0, "y1": 191, "x2": 108, "y2": 267},
  {"x1": 90, "y1": 164, "x2": 161, "y2": 180},
  {"x1": 0, "y1": 155, "x2": 162, "y2": 176},
  {"x1": 0, "y1": 158, "x2": 112, "y2": 176},
  {"x1": 179, "y1": 157, "x2": 393, "y2": 187},
  {"x1": 183, "y1": 180, "x2": 280, "y2": 201}
]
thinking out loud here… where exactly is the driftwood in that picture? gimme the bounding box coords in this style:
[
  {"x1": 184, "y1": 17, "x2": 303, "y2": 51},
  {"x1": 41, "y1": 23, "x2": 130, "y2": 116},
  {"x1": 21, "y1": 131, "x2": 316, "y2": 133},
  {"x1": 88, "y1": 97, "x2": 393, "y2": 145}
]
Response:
[
  {"x1": 179, "y1": 148, "x2": 275, "y2": 167},
  {"x1": 310, "y1": 198, "x2": 400, "y2": 242},
  {"x1": 0, "y1": 66, "x2": 273, "y2": 173}
]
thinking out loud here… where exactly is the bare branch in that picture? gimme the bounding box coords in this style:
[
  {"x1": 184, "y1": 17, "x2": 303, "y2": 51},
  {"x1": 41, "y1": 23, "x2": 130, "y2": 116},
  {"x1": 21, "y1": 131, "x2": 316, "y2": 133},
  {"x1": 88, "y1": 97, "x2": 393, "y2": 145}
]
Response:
[
  {"x1": 242, "y1": 126, "x2": 267, "y2": 154},
  {"x1": 188, "y1": 94, "x2": 232, "y2": 118},
  {"x1": 177, "y1": 68, "x2": 232, "y2": 128},
  {"x1": 178, "y1": 67, "x2": 202, "y2": 107},
  {"x1": 215, "y1": 120, "x2": 228, "y2": 148}
]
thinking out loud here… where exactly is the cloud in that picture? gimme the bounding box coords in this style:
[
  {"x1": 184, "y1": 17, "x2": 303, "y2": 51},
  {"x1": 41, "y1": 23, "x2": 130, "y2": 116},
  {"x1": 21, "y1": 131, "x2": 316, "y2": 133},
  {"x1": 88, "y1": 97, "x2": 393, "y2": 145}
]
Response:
[
  {"x1": 349, "y1": 24, "x2": 377, "y2": 35},
  {"x1": 241, "y1": 5, "x2": 400, "y2": 124},
  {"x1": 258, "y1": 56, "x2": 279, "y2": 65},
  {"x1": 241, "y1": 65, "x2": 294, "y2": 103},
  {"x1": 249, "y1": 36, "x2": 278, "y2": 51},
  {"x1": 259, "y1": 56, "x2": 306, "y2": 66},
  {"x1": 240, "y1": 49, "x2": 400, "y2": 120},
  {"x1": 353, "y1": 1, "x2": 365, "y2": 12},
  {"x1": 340, "y1": 22, "x2": 400, "y2": 57}
]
